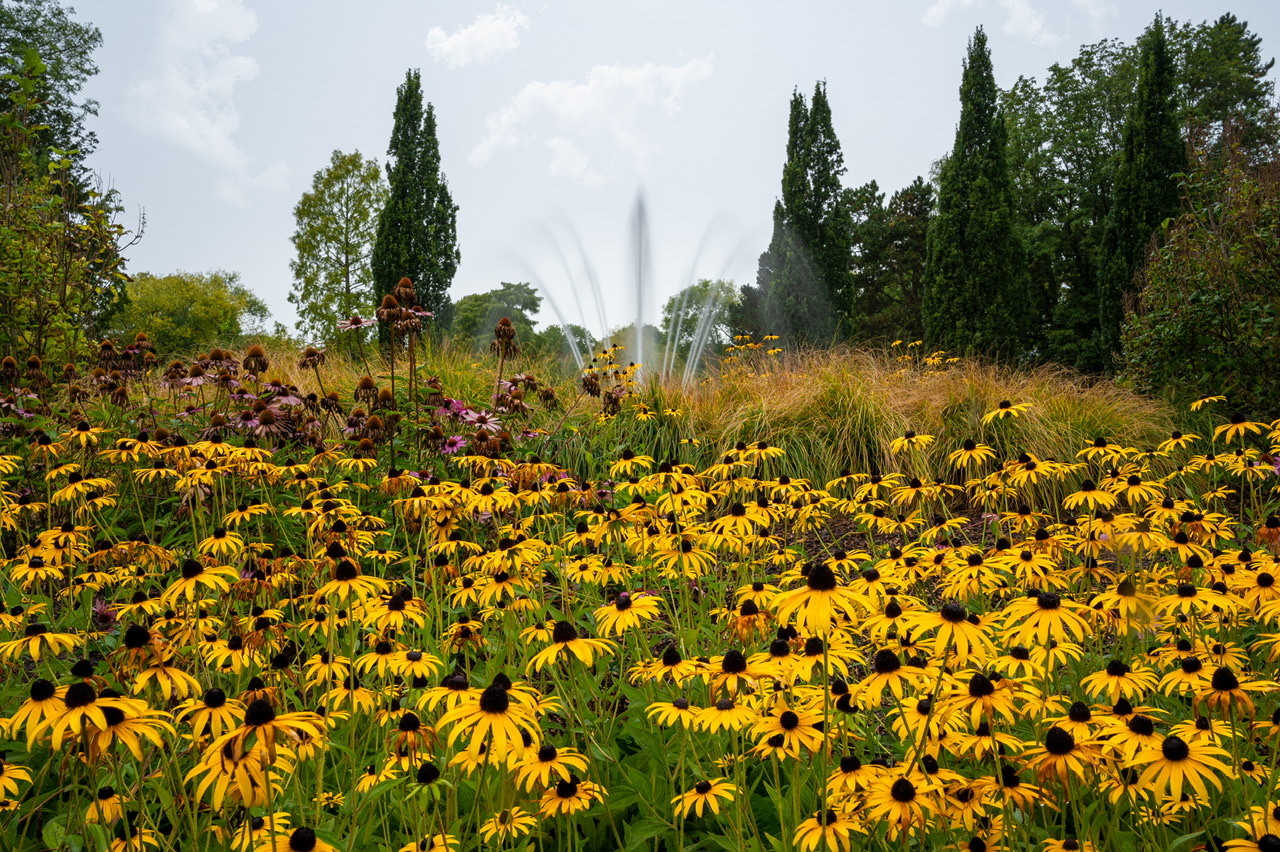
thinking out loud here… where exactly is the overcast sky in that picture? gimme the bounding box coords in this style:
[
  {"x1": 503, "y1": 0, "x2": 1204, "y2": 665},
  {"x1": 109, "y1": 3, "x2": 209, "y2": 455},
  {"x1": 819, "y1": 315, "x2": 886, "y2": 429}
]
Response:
[{"x1": 73, "y1": 0, "x2": 1280, "y2": 341}]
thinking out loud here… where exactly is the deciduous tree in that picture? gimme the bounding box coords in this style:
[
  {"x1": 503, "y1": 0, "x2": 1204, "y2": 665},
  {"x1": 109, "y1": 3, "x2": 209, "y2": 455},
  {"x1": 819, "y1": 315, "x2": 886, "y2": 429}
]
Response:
[{"x1": 288, "y1": 150, "x2": 386, "y2": 352}]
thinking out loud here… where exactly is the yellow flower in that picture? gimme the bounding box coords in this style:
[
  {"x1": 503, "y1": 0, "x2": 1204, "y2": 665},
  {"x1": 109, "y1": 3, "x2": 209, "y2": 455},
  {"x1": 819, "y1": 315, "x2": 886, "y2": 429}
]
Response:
[
  {"x1": 478, "y1": 807, "x2": 535, "y2": 843},
  {"x1": 672, "y1": 778, "x2": 737, "y2": 818},
  {"x1": 981, "y1": 400, "x2": 1032, "y2": 425}
]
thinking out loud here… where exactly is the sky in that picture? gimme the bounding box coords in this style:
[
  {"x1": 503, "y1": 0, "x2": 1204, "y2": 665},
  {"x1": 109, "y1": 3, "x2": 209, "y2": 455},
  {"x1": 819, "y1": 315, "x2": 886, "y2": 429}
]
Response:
[{"x1": 71, "y1": 0, "x2": 1280, "y2": 342}]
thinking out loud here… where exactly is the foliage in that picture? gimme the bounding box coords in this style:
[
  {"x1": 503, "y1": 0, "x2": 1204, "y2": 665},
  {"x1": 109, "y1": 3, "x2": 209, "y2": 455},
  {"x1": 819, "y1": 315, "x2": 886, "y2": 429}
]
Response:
[
  {"x1": 0, "y1": 54, "x2": 129, "y2": 364},
  {"x1": 845, "y1": 177, "x2": 933, "y2": 344},
  {"x1": 658, "y1": 278, "x2": 736, "y2": 361},
  {"x1": 370, "y1": 69, "x2": 459, "y2": 339},
  {"x1": 1006, "y1": 13, "x2": 1278, "y2": 372},
  {"x1": 1177, "y1": 12, "x2": 1280, "y2": 158},
  {"x1": 0, "y1": 0, "x2": 101, "y2": 165},
  {"x1": 3, "y1": 332, "x2": 1277, "y2": 852},
  {"x1": 109, "y1": 270, "x2": 270, "y2": 356},
  {"x1": 744, "y1": 82, "x2": 854, "y2": 344},
  {"x1": 451, "y1": 282, "x2": 541, "y2": 347},
  {"x1": 287, "y1": 150, "x2": 386, "y2": 353},
  {"x1": 1095, "y1": 16, "x2": 1186, "y2": 364},
  {"x1": 922, "y1": 28, "x2": 1038, "y2": 359},
  {"x1": 1121, "y1": 141, "x2": 1280, "y2": 416}
]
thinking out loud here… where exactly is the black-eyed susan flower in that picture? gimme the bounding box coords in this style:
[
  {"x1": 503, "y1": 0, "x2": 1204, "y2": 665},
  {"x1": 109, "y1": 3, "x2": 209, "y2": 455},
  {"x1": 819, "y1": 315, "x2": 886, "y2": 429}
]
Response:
[
  {"x1": 672, "y1": 778, "x2": 737, "y2": 818},
  {"x1": 538, "y1": 774, "x2": 604, "y2": 817},
  {"x1": 85, "y1": 702, "x2": 177, "y2": 762},
  {"x1": 593, "y1": 591, "x2": 661, "y2": 636},
  {"x1": 0, "y1": 757, "x2": 31, "y2": 798},
  {"x1": 163, "y1": 559, "x2": 239, "y2": 604},
  {"x1": 1127, "y1": 734, "x2": 1230, "y2": 801},
  {"x1": 1028, "y1": 726, "x2": 1098, "y2": 784},
  {"x1": 646, "y1": 696, "x2": 700, "y2": 728},
  {"x1": 751, "y1": 703, "x2": 825, "y2": 755},
  {"x1": 39, "y1": 683, "x2": 140, "y2": 750},
  {"x1": 1195, "y1": 666, "x2": 1279, "y2": 718},
  {"x1": 774, "y1": 562, "x2": 864, "y2": 637},
  {"x1": 865, "y1": 773, "x2": 936, "y2": 838},
  {"x1": 396, "y1": 835, "x2": 457, "y2": 852},
  {"x1": 85, "y1": 786, "x2": 126, "y2": 823},
  {"x1": 526, "y1": 621, "x2": 615, "y2": 673},
  {"x1": 477, "y1": 807, "x2": 535, "y2": 843},
  {"x1": 436, "y1": 677, "x2": 538, "y2": 760},
  {"x1": 906, "y1": 601, "x2": 995, "y2": 664},
  {"x1": 793, "y1": 808, "x2": 861, "y2": 852},
  {"x1": 0, "y1": 622, "x2": 80, "y2": 661},
  {"x1": 695, "y1": 696, "x2": 757, "y2": 733},
  {"x1": 513, "y1": 744, "x2": 588, "y2": 792},
  {"x1": 251, "y1": 826, "x2": 339, "y2": 852},
  {"x1": 1079, "y1": 660, "x2": 1158, "y2": 704},
  {"x1": 981, "y1": 400, "x2": 1032, "y2": 425}
]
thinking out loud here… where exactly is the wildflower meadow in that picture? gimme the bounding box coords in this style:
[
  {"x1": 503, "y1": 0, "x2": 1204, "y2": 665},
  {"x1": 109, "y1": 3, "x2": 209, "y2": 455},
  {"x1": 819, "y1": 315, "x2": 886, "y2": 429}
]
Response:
[{"x1": 0, "y1": 326, "x2": 1279, "y2": 852}]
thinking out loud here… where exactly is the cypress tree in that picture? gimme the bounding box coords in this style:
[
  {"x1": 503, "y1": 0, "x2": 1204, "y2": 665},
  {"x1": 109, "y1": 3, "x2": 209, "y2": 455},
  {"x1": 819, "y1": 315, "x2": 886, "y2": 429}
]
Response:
[
  {"x1": 922, "y1": 28, "x2": 1036, "y2": 358},
  {"x1": 1096, "y1": 16, "x2": 1186, "y2": 362},
  {"x1": 371, "y1": 69, "x2": 459, "y2": 341}
]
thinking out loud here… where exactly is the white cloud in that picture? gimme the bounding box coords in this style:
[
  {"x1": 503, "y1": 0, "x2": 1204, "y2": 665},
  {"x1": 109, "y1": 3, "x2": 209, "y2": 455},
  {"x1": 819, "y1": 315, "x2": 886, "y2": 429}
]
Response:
[
  {"x1": 999, "y1": 0, "x2": 1062, "y2": 46},
  {"x1": 1071, "y1": 0, "x2": 1117, "y2": 33},
  {"x1": 543, "y1": 137, "x2": 607, "y2": 188},
  {"x1": 469, "y1": 57, "x2": 714, "y2": 185},
  {"x1": 125, "y1": 0, "x2": 287, "y2": 207},
  {"x1": 426, "y1": 5, "x2": 528, "y2": 69},
  {"x1": 922, "y1": 0, "x2": 977, "y2": 28},
  {"x1": 921, "y1": 0, "x2": 1066, "y2": 45}
]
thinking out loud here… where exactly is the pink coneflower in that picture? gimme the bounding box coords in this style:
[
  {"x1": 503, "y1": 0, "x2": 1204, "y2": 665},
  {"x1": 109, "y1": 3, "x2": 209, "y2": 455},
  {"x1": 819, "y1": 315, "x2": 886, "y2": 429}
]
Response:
[
  {"x1": 338, "y1": 315, "x2": 378, "y2": 331},
  {"x1": 461, "y1": 409, "x2": 501, "y2": 433},
  {"x1": 441, "y1": 435, "x2": 468, "y2": 455}
]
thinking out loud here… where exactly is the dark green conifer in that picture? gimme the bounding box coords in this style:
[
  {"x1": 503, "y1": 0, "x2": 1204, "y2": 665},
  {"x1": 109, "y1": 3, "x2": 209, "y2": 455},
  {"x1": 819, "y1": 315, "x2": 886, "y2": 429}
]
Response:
[
  {"x1": 922, "y1": 28, "x2": 1036, "y2": 358},
  {"x1": 370, "y1": 69, "x2": 459, "y2": 341},
  {"x1": 1096, "y1": 16, "x2": 1185, "y2": 362}
]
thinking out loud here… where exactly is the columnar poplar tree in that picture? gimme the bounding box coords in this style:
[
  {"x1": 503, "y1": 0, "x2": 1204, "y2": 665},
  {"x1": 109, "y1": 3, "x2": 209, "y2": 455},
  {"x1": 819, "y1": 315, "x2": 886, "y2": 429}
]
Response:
[
  {"x1": 370, "y1": 69, "x2": 459, "y2": 340},
  {"x1": 1096, "y1": 16, "x2": 1185, "y2": 362},
  {"x1": 922, "y1": 28, "x2": 1037, "y2": 358},
  {"x1": 752, "y1": 81, "x2": 854, "y2": 344}
]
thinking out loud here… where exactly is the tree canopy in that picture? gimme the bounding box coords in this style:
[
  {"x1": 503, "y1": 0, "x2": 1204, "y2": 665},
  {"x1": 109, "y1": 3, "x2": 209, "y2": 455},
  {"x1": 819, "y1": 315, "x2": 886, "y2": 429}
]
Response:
[
  {"x1": 288, "y1": 150, "x2": 387, "y2": 352},
  {"x1": 109, "y1": 271, "x2": 270, "y2": 357}
]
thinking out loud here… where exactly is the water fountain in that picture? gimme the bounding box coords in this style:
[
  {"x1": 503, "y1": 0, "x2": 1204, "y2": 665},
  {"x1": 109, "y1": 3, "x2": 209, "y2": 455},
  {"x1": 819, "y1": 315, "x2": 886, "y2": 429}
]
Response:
[{"x1": 517, "y1": 190, "x2": 757, "y2": 380}]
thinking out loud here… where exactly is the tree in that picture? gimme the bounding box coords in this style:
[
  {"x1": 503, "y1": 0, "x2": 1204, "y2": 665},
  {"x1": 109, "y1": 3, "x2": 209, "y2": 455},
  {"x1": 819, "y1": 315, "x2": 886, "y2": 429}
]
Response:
[
  {"x1": 451, "y1": 282, "x2": 541, "y2": 348},
  {"x1": 748, "y1": 82, "x2": 855, "y2": 344},
  {"x1": 659, "y1": 279, "x2": 736, "y2": 362},
  {"x1": 1177, "y1": 13, "x2": 1279, "y2": 158},
  {"x1": 1096, "y1": 16, "x2": 1186, "y2": 363},
  {"x1": 288, "y1": 150, "x2": 387, "y2": 352},
  {"x1": 370, "y1": 69, "x2": 459, "y2": 339},
  {"x1": 0, "y1": 54, "x2": 128, "y2": 364},
  {"x1": 109, "y1": 271, "x2": 269, "y2": 356},
  {"x1": 922, "y1": 28, "x2": 1038, "y2": 358},
  {"x1": 1004, "y1": 15, "x2": 1277, "y2": 371},
  {"x1": 843, "y1": 178, "x2": 934, "y2": 344},
  {"x1": 1121, "y1": 140, "x2": 1280, "y2": 415},
  {"x1": 0, "y1": 0, "x2": 102, "y2": 164}
]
